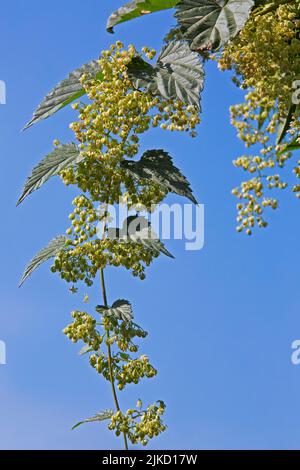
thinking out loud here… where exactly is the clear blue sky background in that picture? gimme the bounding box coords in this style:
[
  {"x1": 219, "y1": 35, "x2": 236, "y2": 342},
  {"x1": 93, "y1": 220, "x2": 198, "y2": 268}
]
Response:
[{"x1": 1, "y1": 0, "x2": 300, "y2": 450}]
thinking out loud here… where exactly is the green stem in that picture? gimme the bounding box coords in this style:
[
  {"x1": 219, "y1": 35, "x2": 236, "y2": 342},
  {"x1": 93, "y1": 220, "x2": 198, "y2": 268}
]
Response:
[
  {"x1": 100, "y1": 268, "x2": 129, "y2": 451},
  {"x1": 254, "y1": 0, "x2": 293, "y2": 17}
]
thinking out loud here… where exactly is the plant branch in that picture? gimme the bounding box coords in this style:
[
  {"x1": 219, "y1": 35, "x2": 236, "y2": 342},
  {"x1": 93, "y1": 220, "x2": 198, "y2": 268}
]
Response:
[
  {"x1": 100, "y1": 267, "x2": 129, "y2": 451},
  {"x1": 254, "y1": 0, "x2": 293, "y2": 17}
]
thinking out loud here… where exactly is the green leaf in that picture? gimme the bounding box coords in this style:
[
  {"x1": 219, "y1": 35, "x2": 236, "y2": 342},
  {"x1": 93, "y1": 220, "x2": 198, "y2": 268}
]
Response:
[
  {"x1": 19, "y1": 236, "x2": 67, "y2": 287},
  {"x1": 107, "y1": 0, "x2": 180, "y2": 32},
  {"x1": 108, "y1": 215, "x2": 175, "y2": 259},
  {"x1": 119, "y1": 352, "x2": 131, "y2": 361},
  {"x1": 78, "y1": 345, "x2": 94, "y2": 356},
  {"x1": 277, "y1": 103, "x2": 298, "y2": 144},
  {"x1": 284, "y1": 142, "x2": 300, "y2": 153},
  {"x1": 17, "y1": 143, "x2": 82, "y2": 205},
  {"x1": 128, "y1": 41, "x2": 204, "y2": 108},
  {"x1": 96, "y1": 300, "x2": 134, "y2": 322},
  {"x1": 24, "y1": 61, "x2": 102, "y2": 129},
  {"x1": 121, "y1": 149, "x2": 198, "y2": 203},
  {"x1": 277, "y1": 136, "x2": 300, "y2": 156},
  {"x1": 25, "y1": 42, "x2": 203, "y2": 128},
  {"x1": 141, "y1": 235, "x2": 175, "y2": 258},
  {"x1": 175, "y1": 0, "x2": 254, "y2": 51},
  {"x1": 72, "y1": 410, "x2": 114, "y2": 430}
]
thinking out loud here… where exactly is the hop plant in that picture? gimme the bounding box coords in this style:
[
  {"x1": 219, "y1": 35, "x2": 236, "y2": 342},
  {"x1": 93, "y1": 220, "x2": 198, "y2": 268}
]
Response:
[
  {"x1": 50, "y1": 43, "x2": 200, "y2": 288},
  {"x1": 21, "y1": 0, "x2": 300, "y2": 452},
  {"x1": 26, "y1": 43, "x2": 200, "y2": 449},
  {"x1": 62, "y1": 42, "x2": 199, "y2": 208},
  {"x1": 108, "y1": 401, "x2": 167, "y2": 446},
  {"x1": 64, "y1": 302, "x2": 164, "y2": 448},
  {"x1": 218, "y1": 1, "x2": 300, "y2": 233}
]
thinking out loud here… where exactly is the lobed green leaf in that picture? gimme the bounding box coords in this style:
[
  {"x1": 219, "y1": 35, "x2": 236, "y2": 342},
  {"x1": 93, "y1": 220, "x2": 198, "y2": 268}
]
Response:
[
  {"x1": 277, "y1": 103, "x2": 299, "y2": 145},
  {"x1": 107, "y1": 0, "x2": 180, "y2": 32},
  {"x1": 72, "y1": 410, "x2": 114, "y2": 430},
  {"x1": 24, "y1": 61, "x2": 102, "y2": 129},
  {"x1": 96, "y1": 300, "x2": 134, "y2": 323},
  {"x1": 127, "y1": 40, "x2": 204, "y2": 108},
  {"x1": 121, "y1": 149, "x2": 198, "y2": 204},
  {"x1": 17, "y1": 143, "x2": 81, "y2": 205},
  {"x1": 19, "y1": 236, "x2": 67, "y2": 287},
  {"x1": 175, "y1": 0, "x2": 254, "y2": 51}
]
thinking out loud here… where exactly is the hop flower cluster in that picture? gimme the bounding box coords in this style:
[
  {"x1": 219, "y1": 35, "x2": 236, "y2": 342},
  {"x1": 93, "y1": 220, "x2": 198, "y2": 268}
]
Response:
[
  {"x1": 55, "y1": 41, "x2": 201, "y2": 448},
  {"x1": 88, "y1": 315, "x2": 156, "y2": 390},
  {"x1": 52, "y1": 231, "x2": 159, "y2": 284},
  {"x1": 65, "y1": 195, "x2": 98, "y2": 243},
  {"x1": 108, "y1": 400, "x2": 166, "y2": 446},
  {"x1": 102, "y1": 315, "x2": 148, "y2": 352},
  {"x1": 62, "y1": 41, "x2": 199, "y2": 208},
  {"x1": 293, "y1": 158, "x2": 300, "y2": 197},
  {"x1": 53, "y1": 43, "x2": 201, "y2": 281},
  {"x1": 116, "y1": 355, "x2": 157, "y2": 391},
  {"x1": 218, "y1": 1, "x2": 300, "y2": 233},
  {"x1": 231, "y1": 148, "x2": 289, "y2": 234},
  {"x1": 64, "y1": 305, "x2": 163, "y2": 445},
  {"x1": 51, "y1": 195, "x2": 160, "y2": 284},
  {"x1": 219, "y1": 3, "x2": 300, "y2": 111},
  {"x1": 63, "y1": 311, "x2": 102, "y2": 350}
]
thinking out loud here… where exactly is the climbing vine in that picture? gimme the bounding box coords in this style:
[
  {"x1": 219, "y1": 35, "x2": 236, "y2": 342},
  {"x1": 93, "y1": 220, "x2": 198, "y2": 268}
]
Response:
[
  {"x1": 19, "y1": 42, "x2": 200, "y2": 448},
  {"x1": 19, "y1": 0, "x2": 300, "y2": 450}
]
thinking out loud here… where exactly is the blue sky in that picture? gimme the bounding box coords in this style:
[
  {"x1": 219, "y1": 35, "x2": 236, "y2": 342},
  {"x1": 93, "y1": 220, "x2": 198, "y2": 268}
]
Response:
[{"x1": 1, "y1": 0, "x2": 300, "y2": 450}]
